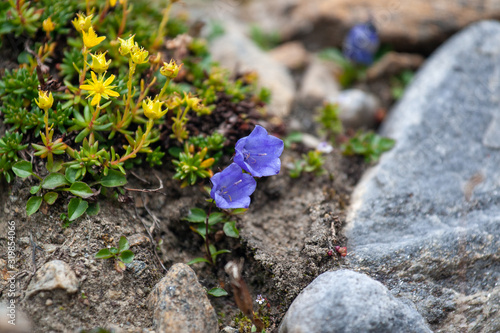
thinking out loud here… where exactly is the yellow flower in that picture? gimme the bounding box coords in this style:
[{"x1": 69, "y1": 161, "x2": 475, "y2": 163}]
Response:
[
  {"x1": 131, "y1": 46, "x2": 149, "y2": 64},
  {"x1": 117, "y1": 35, "x2": 135, "y2": 56},
  {"x1": 72, "y1": 13, "x2": 93, "y2": 33},
  {"x1": 89, "y1": 52, "x2": 111, "y2": 74},
  {"x1": 160, "y1": 59, "x2": 182, "y2": 79},
  {"x1": 110, "y1": 0, "x2": 117, "y2": 6},
  {"x1": 80, "y1": 72, "x2": 120, "y2": 106},
  {"x1": 42, "y1": 18, "x2": 55, "y2": 33},
  {"x1": 35, "y1": 90, "x2": 54, "y2": 111},
  {"x1": 185, "y1": 95, "x2": 202, "y2": 111},
  {"x1": 82, "y1": 27, "x2": 106, "y2": 49},
  {"x1": 142, "y1": 97, "x2": 168, "y2": 120}
]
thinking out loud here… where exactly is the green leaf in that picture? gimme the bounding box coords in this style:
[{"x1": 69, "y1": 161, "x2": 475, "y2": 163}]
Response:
[
  {"x1": 184, "y1": 208, "x2": 207, "y2": 223},
  {"x1": 223, "y1": 221, "x2": 240, "y2": 238},
  {"x1": 65, "y1": 167, "x2": 79, "y2": 183},
  {"x1": 186, "y1": 257, "x2": 211, "y2": 265},
  {"x1": 95, "y1": 248, "x2": 114, "y2": 259},
  {"x1": 42, "y1": 173, "x2": 70, "y2": 189},
  {"x1": 230, "y1": 208, "x2": 248, "y2": 215},
  {"x1": 118, "y1": 236, "x2": 130, "y2": 252},
  {"x1": 13, "y1": 161, "x2": 33, "y2": 178},
  {"x1": 86, "y1": 202, "x2": 100, "y2": 216},
  {"x1": 43, "y1": 192, "x2": 58, "y2": 205},
  {"x1": 30, "y1": 185, "x2": 41, "y2": 195},
  {"x1": 26, "y1": 196, "x2": 42, "y2": 216},
  {"x1": 208, "y1": 212, "x2": 225, "y2": 225},
  {"x1": 67, "y1": 197, "x2": 89, "y2": 221},
  {"x1": 100, "y1": 169, "x2": 127, "y2": 187},
  {"x1": 47, "y1": 159, "x2": 63, "y2": 173},
  {"x1": 211, "y1": 249, "x2": 231, "y2": 257},
  {"x1": 207, "y1": 287, "x2": 228, "y2": 297},
  {"x1": 69, "y1": 182, "x2": 94, "y2": 198},
  {"x1": 119, "y1": 250, "x2": 134, "y2": 263},
  {"x1": 109, "y1": 247, "x2": 119, "y2": 255}
]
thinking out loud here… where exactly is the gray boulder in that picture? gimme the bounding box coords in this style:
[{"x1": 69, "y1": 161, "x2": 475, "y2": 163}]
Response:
[
  {"x1": 279, "y1": 270, "x2": 431, "y2": 333},
  {"x1": 346, "y1": 21, "x2": 500, "y2": 332}
]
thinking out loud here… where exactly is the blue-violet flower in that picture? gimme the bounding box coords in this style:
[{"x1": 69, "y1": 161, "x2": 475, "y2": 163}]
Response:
[
  {"x1": 210, "y1": 163, "x2": 257, "y2": 209},
  {"x1": 343, "y1": 22, "x2": 380, "y2": 66},
  {"x1": 234, "y1": 125, "x2": 284, "y2": 177}
]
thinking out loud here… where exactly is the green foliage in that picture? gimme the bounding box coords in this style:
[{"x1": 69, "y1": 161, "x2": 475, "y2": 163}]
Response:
[
  {"x1": 184, "y1": 206, "x2": 245, "y2": 266},
  {"x1": 95, "y1": 236, "x2": 135, "y2": 273},
  {"x1": 341, "y1": 131, "x2": 395, "y2": 163},
  {"x1": 0, "y1": 0, "x2": 41, "y2": 37},
  {"x1": 0, "y1": 0, "x2": 267, "y2": 223},
  {"x1": 316, "y1": 103, "x2": 343, "y2": 142},
  {"x1": 208, "y1": 287, "x2": 228, "y2": 297},
  {"x1": 249, "y1": 25, "x2": 281, "y2": 51},
  {"x1": 0, "y1": 131, "x2": 28, "y2": 182},
  {"x1": 391, "y1": 70, "x2": 414, "y2": 100},
  {"x1": 318, "y1": 48, "x2": 365, "y2": 88},
  {"x1": 172, "y1": 144, "x2": 216, "y2": 188},
  {"x1": 289, "y1": 150, "x2": 326, "y2": 178}
]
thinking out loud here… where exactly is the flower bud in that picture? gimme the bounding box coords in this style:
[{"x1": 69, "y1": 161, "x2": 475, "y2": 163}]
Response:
[
  {"x1": 72, "y1": 13, "x2": 93, "y2": 33},
  {"x1": 131, "y1": 46, "x2": 149, "y2": 64},
  {"x1": 142, "y1": 97, "x2": 167, "y2": 120},
  {"x1": 35, "y1": 90, "x2": 54, "y2": 111},
  {"x1": 117, "y1": 35, "x2": 135, "y2": 56},
  {"x1": 89, "y1": 52, "x2": 111, "y2": 74},
  {"x1": 42, "y1": 17, "x2": 55, "y2": 33},
  {"x1": 160, "y1": 59, "x2": 182, "y2": 79},
  {"x1": 82, "y1": 27, "x2": 106, "y2": 48}
]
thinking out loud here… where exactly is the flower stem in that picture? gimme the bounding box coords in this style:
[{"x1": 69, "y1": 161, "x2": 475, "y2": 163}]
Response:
[
  {"x1": 115, "y1": 59, "x2": 136, "y2": 131},
  {"x1": 152, "y1": 1, "x2": 173, "y2": 50},
  {"x1": 205, "y1": 201, "x2": 214, "y2": 265},
  {"x1": 79, "y1": 47, "x2": 89, "y2": 90},
  {"x1": 117, "y1": 0, "x2": 128, "y2": 37},
  {"x1": 158, "y1": 78, "x2": 171, "y2": 100}
]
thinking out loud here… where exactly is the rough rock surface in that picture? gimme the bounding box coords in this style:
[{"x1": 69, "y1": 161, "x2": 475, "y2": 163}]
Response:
[
  {"x1": 279, "y1": 270, "x2": 431, "y2": 333},
  {"x1": 26, "y1": 260, "x2": 79, "y2": 297},
  {"x1": 148, "y1": 263, "x2": 218, "y2": 333},
  {"x1": 234, "y1": 0, "x2": 500, "y2": 52},
  {"x1": 268, "y1": 41, "x2": 310, "y2": 70},
  {"x1": 330, "y1": 89, "x2": 381, "y2": 129},
  {"x1": 346, "y1": 21, "x2": 500, "y2": 332},
  {"x1": 209, "y1": 22, "x2": 295, "y2": 118}
]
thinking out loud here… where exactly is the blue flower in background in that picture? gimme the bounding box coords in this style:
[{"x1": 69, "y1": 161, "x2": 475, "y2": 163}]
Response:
[
  {"x1": 210, "y1": 163, "x2": 257, "y2": 209},
  {"x1": 234, "y1": 125, "x2": 284, "y2": 177},
  {"x1": 343, "y1": 22, "x2": 380, "y2": 66}
]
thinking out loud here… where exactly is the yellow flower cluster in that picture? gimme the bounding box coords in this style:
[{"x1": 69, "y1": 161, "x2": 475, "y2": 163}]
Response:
[{"x1": 118, "y1": 35, "x2": 149, "y2": 64}]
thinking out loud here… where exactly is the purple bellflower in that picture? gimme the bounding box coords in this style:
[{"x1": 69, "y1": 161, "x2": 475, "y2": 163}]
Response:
[
  {"x1": 343, "y1": 22, "x2": 380, "y2": 66},
  {"x1": 210, "y1": 163, "x2": 257, "y2": 209},
  {"x1": 234, "y1": 125, "x2": 284, "y2": 177}
]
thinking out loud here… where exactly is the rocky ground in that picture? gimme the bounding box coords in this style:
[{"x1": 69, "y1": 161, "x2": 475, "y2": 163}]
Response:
[{"x1": 2, "y1": 1, "x2": 500, "y2": 333}]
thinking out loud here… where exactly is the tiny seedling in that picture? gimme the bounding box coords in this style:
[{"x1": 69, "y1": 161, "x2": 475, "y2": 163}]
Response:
[
  {"x1": 95, "y1": 236, "x2": 135, "y2": 273},
  {"x1": 289, "y1": 150, "x2": 326, "y2": 179},
  {"x1": 341, "y1": 131, "x2": 395, "y2": 163}
]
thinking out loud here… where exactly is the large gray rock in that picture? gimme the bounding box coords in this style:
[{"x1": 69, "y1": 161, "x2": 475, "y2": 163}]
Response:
[
  {"x1": 279, "y1": 270, "x2": 431, "y2": 333},
  {"x1": 148, "y1": 263, "x2": 218, "y2": 333},
  {"x1": 346, "y1": 21, "x2": 500, "y2": 332}
]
